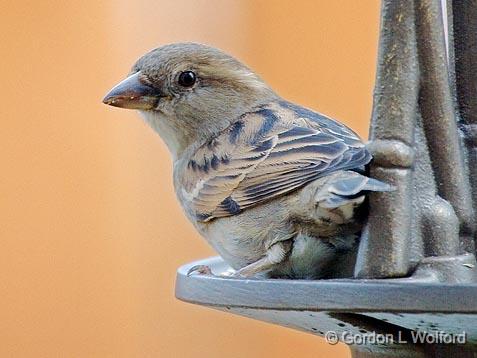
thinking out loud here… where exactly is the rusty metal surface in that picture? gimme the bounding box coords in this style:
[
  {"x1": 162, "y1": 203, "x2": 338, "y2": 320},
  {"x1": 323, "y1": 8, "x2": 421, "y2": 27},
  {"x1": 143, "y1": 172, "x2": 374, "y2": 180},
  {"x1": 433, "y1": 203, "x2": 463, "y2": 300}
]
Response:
[
  {"x1": 356, "y1": 0, "x2": 477, "y2": 280},
  {"x1": 356, "y1": 0, "x2": 418, "y2": 279}
]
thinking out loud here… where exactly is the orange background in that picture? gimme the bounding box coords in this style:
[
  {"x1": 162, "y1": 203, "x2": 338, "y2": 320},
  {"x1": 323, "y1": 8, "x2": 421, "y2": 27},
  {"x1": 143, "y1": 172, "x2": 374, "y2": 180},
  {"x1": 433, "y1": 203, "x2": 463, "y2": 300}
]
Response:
[{"x1": 1, "y1": 1, "x2": 380, "y2": 357}]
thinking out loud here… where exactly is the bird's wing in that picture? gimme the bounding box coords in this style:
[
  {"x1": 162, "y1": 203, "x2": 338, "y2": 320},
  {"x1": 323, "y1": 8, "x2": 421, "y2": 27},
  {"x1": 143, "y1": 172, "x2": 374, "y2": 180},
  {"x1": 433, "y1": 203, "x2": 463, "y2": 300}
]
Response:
[{"x1": 179, "y1": 100, "x2": 371, "y2": 222}]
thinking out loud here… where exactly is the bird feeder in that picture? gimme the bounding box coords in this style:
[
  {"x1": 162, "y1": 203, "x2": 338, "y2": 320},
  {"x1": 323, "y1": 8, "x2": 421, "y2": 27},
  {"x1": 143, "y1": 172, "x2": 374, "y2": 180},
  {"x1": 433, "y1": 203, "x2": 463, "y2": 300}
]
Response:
[{"x1": 175, "y1": 1, "x2": 477, "y2": 356}]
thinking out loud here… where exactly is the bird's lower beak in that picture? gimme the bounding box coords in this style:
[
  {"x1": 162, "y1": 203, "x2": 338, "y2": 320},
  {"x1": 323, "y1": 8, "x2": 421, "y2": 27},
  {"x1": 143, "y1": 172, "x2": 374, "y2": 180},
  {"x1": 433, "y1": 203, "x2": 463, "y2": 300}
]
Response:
[{"x1": 102, "y1": 72, "x2": 160, "y2": 110}]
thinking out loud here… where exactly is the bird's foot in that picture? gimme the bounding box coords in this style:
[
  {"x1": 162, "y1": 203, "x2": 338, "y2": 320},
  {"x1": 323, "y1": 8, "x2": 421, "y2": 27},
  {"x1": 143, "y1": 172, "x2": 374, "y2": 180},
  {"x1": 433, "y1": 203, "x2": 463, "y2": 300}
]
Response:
[
  {"x1": 186, "y1": 264, "x2": 214, "y2": 276},
  {"x1": 229, "y1": 270, "x2": 246, "y2": 278},
  {"x1": 186, "y1": 265, "x2": 246, "y2": 278}
]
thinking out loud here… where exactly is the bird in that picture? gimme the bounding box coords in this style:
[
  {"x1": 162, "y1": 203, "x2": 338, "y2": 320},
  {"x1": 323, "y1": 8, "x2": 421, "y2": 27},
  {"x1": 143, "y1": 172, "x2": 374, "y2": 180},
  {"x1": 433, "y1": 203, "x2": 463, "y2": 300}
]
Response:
[{"x1": 103, "y1": 42, "x2": 391, "y2": 279}]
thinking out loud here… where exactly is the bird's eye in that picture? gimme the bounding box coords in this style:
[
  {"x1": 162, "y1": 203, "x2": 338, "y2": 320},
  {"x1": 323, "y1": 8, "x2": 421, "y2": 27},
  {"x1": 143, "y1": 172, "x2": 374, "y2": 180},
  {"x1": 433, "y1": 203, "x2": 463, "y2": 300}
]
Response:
[{"x1": 178, "y1": 71, "x2": 196, "y2": 87}]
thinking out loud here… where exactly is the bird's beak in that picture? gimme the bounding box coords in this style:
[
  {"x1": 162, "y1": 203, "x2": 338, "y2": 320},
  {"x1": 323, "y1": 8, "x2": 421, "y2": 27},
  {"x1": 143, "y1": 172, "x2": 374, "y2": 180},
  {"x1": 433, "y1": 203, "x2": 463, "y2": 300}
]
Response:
[{"x1": 102, "y1": 72, "x2": 160, "y2": 110}]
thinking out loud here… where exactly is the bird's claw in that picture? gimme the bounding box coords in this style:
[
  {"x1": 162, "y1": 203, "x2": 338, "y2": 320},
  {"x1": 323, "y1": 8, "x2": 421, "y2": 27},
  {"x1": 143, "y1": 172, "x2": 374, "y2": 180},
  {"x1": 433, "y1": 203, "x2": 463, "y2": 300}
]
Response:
[
  {"x1": 187, "y1": 264, "x2": 214, "y2": 276},
  {"x1": 230, "y1": 270, "x2": 246, "y2": 278}
]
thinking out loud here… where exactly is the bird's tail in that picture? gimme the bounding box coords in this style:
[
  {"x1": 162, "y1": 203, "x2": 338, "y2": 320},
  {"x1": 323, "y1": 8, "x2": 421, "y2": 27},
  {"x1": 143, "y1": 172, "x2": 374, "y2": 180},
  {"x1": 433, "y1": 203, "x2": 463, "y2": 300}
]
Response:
[{"x1": 314, "y1": 171, "x2": 393, "y2": 209}]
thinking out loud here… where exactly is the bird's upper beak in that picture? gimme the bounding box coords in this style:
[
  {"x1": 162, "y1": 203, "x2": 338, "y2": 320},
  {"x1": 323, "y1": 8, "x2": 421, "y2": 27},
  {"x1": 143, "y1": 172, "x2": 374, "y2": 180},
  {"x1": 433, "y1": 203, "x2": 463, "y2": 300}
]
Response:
[{"x1": 102, "y1": 72, "x2": 160, "y2": 110}]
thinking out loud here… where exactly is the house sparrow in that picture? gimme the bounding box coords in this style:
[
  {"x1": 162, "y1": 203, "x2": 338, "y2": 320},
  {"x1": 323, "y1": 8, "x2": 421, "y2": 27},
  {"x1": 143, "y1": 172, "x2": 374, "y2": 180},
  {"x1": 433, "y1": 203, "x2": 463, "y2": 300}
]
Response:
[{"x1": 103, "y1": 43, "x2": 390, "y2": 279}]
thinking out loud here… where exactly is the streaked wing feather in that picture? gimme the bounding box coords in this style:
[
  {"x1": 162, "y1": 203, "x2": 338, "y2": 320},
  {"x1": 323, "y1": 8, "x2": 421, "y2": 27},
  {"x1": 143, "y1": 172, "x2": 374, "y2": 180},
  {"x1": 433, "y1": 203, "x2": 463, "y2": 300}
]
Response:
[{"x1": 179, "y1": 101, "x2": 371, "y2": 221}]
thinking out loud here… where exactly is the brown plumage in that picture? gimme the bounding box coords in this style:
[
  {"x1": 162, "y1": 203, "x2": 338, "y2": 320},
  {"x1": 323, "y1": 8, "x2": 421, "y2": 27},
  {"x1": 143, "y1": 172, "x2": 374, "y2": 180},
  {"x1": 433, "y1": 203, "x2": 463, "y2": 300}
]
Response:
[
  {"x1": 103, "y1": 43, "x2": 390, "y2": 279},
  {"x1": 178, "y1": 101, "x2": 370, "y2": 222}
]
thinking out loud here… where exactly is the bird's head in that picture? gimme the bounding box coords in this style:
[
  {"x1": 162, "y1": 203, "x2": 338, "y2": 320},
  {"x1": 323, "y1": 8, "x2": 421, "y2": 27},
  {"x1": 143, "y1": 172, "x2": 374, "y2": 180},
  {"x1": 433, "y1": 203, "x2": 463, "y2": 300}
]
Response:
[{"x1": 103, "y1": 43, "x2": 276, "y2": 158}]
